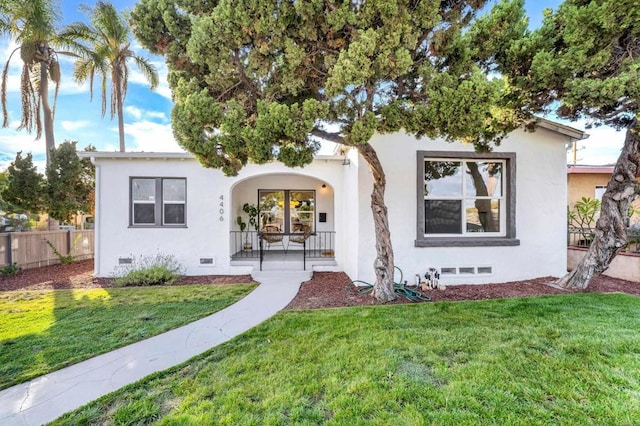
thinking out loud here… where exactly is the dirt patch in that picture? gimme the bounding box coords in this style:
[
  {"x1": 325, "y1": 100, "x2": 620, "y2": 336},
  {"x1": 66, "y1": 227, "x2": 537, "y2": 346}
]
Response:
[{"x1": 2, "y1": 261, "x2": 638, "y2": 308}]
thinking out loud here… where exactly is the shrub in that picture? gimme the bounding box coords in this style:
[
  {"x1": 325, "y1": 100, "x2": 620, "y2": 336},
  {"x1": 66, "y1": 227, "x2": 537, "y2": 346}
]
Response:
[
  {"x1": 44, "y1": 235, "x2": 82, "y2": 265},
  {"x1": 0, "y1": 263, "x2": 21, "y2": 276},
  {"x1": 114, "y1": 254, "x2": 184, "y2": 287}
]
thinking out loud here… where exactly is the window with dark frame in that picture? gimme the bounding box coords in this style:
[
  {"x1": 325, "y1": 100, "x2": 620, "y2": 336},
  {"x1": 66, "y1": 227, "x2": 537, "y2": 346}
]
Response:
[
  {"x1": 258, "y1": 189, "x2": 315, "y2": 233},
  {"x1": 416, "y1": 151, "x2": 519, "y2": 247},
  {"x1": 131, "y1": 178, "x2": 186, "y2": 227}
]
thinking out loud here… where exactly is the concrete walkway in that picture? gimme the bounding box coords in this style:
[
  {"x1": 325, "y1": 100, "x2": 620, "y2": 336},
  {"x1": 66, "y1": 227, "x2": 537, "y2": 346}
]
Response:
[{"x1": 0, "y1": 270, "x2": 310, "y2": 426}]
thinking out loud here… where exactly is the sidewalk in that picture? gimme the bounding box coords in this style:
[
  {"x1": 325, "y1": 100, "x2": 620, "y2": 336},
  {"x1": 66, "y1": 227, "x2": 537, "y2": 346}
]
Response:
[{"x1": 0, "y1": 270, "x2": 309, "y2": 426}]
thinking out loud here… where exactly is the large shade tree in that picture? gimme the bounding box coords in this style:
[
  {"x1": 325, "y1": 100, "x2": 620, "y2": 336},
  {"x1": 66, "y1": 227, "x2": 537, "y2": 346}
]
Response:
[
  {"x1": 131, "y1": 0, "x2": 527, "y2": 301},
  {"x1": 1, "y1": 151, "x2": 45, "y2": 214},
  {"x1": 0, "y1": 0, "x2": 80, "y2": 165},
  {"x1": 503, "y1": 0, "x2": 640, "y2": 289},
  {"x1": 45, "y1": 141, "x2": 94, "y2": 223},
  {"x1": 63, "y1": 1, "x2": 158, "y2": 152}
]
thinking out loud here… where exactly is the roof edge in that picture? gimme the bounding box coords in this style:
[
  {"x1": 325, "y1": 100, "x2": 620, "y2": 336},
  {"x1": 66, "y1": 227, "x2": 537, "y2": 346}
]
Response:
[
  {"x1": 534, "y1": 118, "x2": 589, "y2": 140},
  {"x1": 78, "y1": 151, "x2": 345, "y2": 162},
  {"x1": 78, "y1": 152, "x2": 195, "y2": 160}
]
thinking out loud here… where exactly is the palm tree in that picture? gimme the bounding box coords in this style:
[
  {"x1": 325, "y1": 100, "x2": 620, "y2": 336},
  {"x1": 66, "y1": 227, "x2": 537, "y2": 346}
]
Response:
[
  {"x1": 64, "y1": 1, "x2": 158, "y2": 152},
  {"x1": 0, "y1": 0, "x2": 80, "y2": 165}
]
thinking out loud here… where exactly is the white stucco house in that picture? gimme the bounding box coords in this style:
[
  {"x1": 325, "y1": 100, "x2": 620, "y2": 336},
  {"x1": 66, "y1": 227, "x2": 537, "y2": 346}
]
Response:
[{"x1": 81, "y1": 119, "x2": 587, "y2": 285}]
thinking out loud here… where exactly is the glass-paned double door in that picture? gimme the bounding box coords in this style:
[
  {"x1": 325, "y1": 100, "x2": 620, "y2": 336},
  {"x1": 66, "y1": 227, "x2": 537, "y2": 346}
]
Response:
[{"x1": 258, "y1": 190, "x2": 315, "y2": 234}]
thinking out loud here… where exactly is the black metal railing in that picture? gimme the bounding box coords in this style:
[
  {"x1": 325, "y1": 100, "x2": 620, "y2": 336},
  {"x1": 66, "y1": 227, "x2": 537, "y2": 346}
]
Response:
[
  {"x1": 230, "y1": 230, "x2": 336, "y2": 267},
  {"x1": 568, "y1": 226, "x2": 640, "y2": 253},
  {"x1": 230, "y1": 231, "x2": 260, "y2": 258}
]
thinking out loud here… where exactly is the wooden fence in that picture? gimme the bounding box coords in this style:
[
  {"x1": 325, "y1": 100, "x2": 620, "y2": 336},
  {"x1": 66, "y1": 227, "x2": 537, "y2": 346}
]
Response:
[{"x1": 0, "y1": 230, "x2": 94, "y2": 270}]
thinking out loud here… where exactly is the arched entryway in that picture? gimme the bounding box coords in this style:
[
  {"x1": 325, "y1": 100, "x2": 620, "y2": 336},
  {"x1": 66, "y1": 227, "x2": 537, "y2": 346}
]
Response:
[{"x1": 229, "y1": 173, "x2": 336, "y2": 271}]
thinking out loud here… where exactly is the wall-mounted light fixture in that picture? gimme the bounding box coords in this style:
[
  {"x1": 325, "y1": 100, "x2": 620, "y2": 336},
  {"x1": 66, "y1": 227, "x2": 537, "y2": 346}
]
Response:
[{"x1": 321, "y1": 184, "x2": 327, "y2": 189}]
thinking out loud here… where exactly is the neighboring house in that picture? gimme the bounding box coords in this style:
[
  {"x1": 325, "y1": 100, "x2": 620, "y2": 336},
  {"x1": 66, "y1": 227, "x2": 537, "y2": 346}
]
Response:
[
  {"x1": 567, "y1": 164, "x2": 640, "y2": 225},
  {"x1": 82, "y1": 118, "x2": 586, "y2": 285}
]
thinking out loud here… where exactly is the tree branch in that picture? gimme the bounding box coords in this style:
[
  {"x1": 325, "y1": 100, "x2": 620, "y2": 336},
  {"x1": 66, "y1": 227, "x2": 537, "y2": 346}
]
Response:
[{"x1": 311, "y1": 128, "x2": 344, "y2": 144}]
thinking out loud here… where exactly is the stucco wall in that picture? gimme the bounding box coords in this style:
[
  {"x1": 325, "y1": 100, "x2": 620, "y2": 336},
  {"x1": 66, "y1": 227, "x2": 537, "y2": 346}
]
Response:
[
  {"x1": 94, "y1": 156, "x2": 346, "y2": 277},
  {"x1": 567, "y1": 173, "x2": 608, "y2": 207},
  {"x1": 567, "y1": 173, "x2": 640, "y2": 224},
  {"x1": 355, "y1": 127, "x2": 570, "y2": 285},
  {"x1": 568, "y1": 247, "x2": 640, "y2": 282}
]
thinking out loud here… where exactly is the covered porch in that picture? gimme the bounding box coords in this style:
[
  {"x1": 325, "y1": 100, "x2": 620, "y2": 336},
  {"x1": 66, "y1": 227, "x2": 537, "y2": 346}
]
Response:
[{"x1": 229, "y1": 172, "x2": 338, "y2": 271}]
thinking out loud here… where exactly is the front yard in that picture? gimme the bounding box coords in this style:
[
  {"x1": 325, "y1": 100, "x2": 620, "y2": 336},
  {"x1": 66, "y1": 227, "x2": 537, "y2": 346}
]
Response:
[
  {"x1": 53, "y1": 293, "x2": 640, "y2": 424},
  {"x1": 0, "y1": 284, "x2": 256, "y2": 390}
]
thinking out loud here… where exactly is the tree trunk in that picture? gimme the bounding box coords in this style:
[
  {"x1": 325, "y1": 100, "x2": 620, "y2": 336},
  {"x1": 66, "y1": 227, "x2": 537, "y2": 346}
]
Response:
[
  {"x1": 357, "y1": 143, "x2": 396, "y2": 302},
  {"x1": 38, "y1": 47, "x2": 55, "y2": 166},
  {"x1": 115, "y1": 72, "x2": 126, "y2": 152},
  {"x1": 466, "y1": 162, "x2": 498, "y2": 232},
  {"x1": 38, "y1": 46, "x2": 59, "y2": 231},
  {"x1": 558, "y1": 119, "x2": 640, "y2": 289}
]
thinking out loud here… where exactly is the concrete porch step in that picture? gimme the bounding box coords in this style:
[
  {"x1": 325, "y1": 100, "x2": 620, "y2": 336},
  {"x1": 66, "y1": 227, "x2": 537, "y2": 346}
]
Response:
[{"x1": 252, "y1": 270, "x2": 313, "y2": 282}]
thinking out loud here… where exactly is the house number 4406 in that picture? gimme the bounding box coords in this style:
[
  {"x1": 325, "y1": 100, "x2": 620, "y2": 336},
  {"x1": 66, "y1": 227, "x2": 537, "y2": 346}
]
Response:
[{"x1": 219, "y1": 195, "x2": 224, "y2": 221}]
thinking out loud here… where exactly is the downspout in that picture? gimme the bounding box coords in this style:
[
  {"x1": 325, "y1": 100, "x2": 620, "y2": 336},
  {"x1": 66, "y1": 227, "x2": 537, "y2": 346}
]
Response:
[{"x1": 91, "y1": 157, "x2": 101, "y2": 276}]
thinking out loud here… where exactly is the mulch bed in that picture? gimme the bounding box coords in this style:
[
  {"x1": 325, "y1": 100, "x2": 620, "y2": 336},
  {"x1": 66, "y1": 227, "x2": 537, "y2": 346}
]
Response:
[
  {"x1": 2, "y1": 261, "x2": 638, "y2": 309},
  {"x1": 0, "y1": 260, "x2": 253, "y2": 292},
  {"x1": 284, "y1": 272, "x2": 640, "y2": 310}
]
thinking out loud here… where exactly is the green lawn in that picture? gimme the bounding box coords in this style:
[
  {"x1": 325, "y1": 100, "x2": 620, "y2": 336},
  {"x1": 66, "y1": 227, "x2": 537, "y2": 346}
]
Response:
[
  {"x1": 53, "y1": 293, "x2": 640, "y2": 425},
  {"x1": 0, "y1": 284, "x2": 256, "y2": 390}
]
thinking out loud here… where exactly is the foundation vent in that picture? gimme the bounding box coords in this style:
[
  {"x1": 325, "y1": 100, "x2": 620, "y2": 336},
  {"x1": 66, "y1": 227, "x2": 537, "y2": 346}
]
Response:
[
  {"x1": 118, "y1": 257, "x2": 133, "y2": 265},
  {"x1": 200, "y1": 257, "x2": 215, "y2": 265},
  {"x1": 438, "y1": 266, "x2": 493, "y2": 276}
]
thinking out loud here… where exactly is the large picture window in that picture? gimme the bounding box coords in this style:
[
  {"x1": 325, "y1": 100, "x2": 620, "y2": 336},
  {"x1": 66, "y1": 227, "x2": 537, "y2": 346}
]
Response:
[
  {"x1": 416, "y1": 152, "x2": 518, "y2": 247},
  {"x1": 131, "y1": 178, "x2": 186, "y2": 227},
  {"x1": 258, "y1": 190, "x2": 315, "y2": 233}
]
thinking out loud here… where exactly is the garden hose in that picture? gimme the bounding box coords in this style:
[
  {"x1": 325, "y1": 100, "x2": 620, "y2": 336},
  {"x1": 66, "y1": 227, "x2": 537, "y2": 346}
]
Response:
[{"x1": 347, "y1": 266, "x2": 431, "y2": 302}]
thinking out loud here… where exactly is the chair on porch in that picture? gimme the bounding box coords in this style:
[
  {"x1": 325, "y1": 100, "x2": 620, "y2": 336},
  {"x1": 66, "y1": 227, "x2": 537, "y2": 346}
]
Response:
[
  {"x1": 288, "y1": 223, "x2": 312, "y2": 251},
  {"x1": 261, "y1": 224, "x2": 285, "y2": 251}
]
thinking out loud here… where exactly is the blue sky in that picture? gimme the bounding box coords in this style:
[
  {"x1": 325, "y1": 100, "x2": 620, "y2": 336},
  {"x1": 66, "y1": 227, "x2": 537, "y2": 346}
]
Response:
[{"x1": 0, "y1": 0, "x2": 625, "y2": 171}]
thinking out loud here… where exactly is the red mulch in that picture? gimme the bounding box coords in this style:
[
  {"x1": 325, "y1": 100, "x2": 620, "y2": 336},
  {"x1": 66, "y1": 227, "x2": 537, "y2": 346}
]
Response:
[
  {"x1": 2, "y1": 261, "x2": 638, "y2": 310},
  {"x1": 283, "y1": 272, "x2": 640, "y2": 310},
  {"x1": 0, "y1": 260, "x2": 253, "y2": 292}
]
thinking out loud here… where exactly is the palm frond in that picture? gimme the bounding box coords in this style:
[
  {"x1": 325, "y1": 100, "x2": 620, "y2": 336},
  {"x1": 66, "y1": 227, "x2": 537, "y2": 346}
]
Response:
[
  {"x1": 101, "y1": 72, "x2": 107, "y2": 117},
  {"x1": 1, "y1": 47, "x2": 21, "y2": 128},
  {"x1": 122, "y1": 63, "x2": 128, "y2": 102},
  {"x1": 131, "y1": 55, "x2": 159, "y2": 90}
]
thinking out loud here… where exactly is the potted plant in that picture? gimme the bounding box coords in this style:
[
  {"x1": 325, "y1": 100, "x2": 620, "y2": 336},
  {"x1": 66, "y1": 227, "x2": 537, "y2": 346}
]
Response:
[
  {"x1": 236, "y1": 215, "x2": 251, "y2": 251},
  {"x1": 238, "y1": 203, "x2": 259, "y2": 251}
]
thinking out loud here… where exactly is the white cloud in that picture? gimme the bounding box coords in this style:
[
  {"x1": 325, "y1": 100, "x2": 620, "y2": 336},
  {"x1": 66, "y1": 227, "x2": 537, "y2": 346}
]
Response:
[
  {"x1": 125, "y1": 105, "x2": 167, "y2": 122},
  {"x1": 124, "y1": 120, "x2": 184, "y2": 152},
  {"x1": 61, "y1": 120, "x2": 91, "y2": 131},
  {"x1": 145, "y1": 111, "x2": 168, "y2": 121},
  {"x1": 0, "y1": 131, "x2": 47, "y2": 171},
  {"x1": 125, "y1": 106, "x2": 143, "y2": 120}
]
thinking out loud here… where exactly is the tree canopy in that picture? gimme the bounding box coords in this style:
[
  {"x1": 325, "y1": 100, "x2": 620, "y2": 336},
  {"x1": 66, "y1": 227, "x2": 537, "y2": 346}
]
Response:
[
  {"x1": 1, "y1": 151, "x2": 44, "y2": 214},
  {"x1": 132, "y1": 0, "x2": 525, "y2": 170},
  {"x1": 63, "y1": 1, "x2": 159, "y2": 152},
  {"x1": 45, "y1": 141, "x2": 94, "y2": 223},
  {"x1": 131, "y1": 0, "x2": 528, "y2": 300},
  {"x1": 0, "y1": 0, "x2": 83, "y2": 165},
  {"x1": 504, "y1": 0, "x2": 640, "y2": 289}
]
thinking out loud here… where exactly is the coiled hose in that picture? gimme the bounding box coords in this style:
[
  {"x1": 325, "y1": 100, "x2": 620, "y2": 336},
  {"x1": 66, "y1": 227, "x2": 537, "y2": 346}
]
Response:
[{"x1": 348, "y1": 266, "x2": 430, "y2": 302}]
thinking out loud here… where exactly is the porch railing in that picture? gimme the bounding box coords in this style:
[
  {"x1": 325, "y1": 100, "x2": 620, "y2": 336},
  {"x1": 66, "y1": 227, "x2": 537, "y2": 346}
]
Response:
[
  {"x1": 230, "y1": 231, "x2": 260, "y2": 258},
  {"x1": 230, "y1": 231, "x2": 336, "y2": 267},
  {"x1": 567, "y1": 226, "x2": 640, "y2": 253}
]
